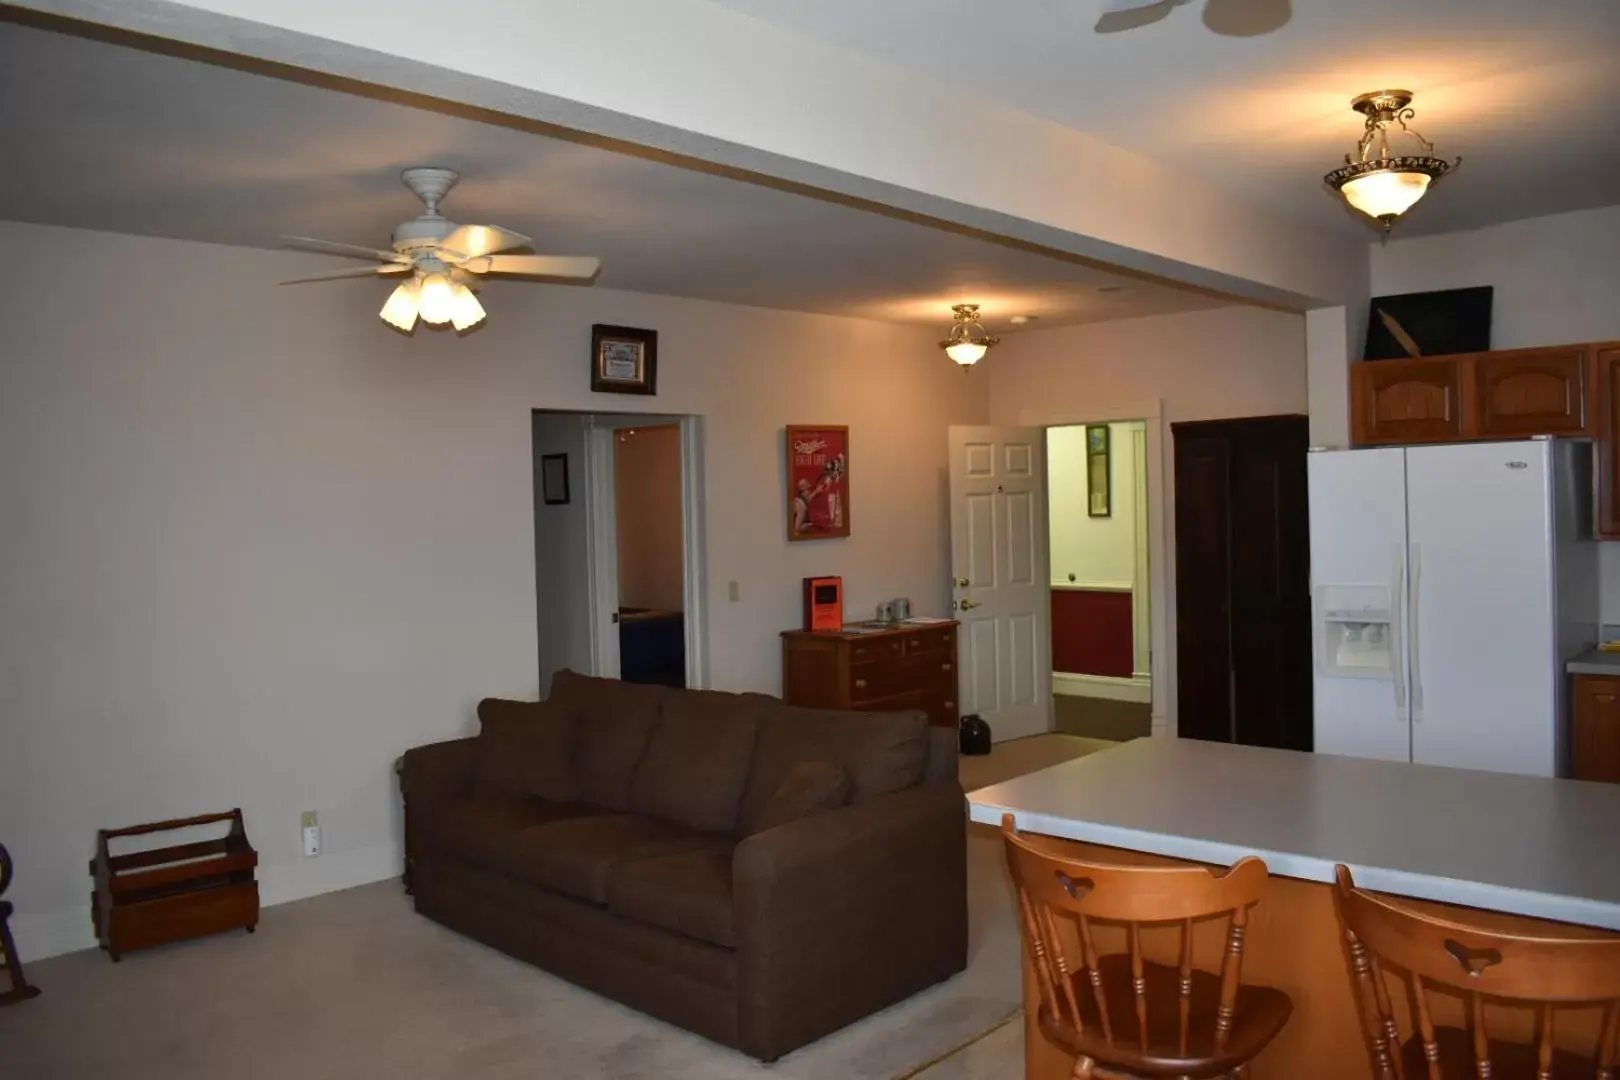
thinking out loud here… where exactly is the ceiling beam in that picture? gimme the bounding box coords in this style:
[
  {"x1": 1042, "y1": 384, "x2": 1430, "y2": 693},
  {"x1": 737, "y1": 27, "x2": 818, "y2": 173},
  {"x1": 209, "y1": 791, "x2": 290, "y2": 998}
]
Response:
[{"x1": 12, "y1": 0, "x2": 1368, "y2": 309}]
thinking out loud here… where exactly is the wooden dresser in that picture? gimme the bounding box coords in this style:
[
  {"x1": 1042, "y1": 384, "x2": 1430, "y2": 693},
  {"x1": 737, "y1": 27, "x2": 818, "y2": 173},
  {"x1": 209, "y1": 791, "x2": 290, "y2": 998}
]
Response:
[{"x1": 781, "y1": 622, "x2": 959, "y2": 727}]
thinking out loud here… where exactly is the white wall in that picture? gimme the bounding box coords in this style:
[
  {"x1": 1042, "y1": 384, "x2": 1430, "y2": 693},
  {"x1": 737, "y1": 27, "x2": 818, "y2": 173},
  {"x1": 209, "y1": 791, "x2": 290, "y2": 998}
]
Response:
[
  {"x1": 1370, "y1": 206, "x2": 1620, "y2": 350},
  {"x1": 990, "y1": 305, "x2": 1309, "y2": 731},
  {"x1": 614, "y1": 424, "x2": 685, "y2": 612},
  {"x1": 1370, "y1": 205, "x2": 1620, "y2": 621},
  {"x1": 0, "y1": 220, "x2": 985, "y2": 959},
  {"x1": 1047, "y1": 423, "x2": 1138, "y2": 589}
]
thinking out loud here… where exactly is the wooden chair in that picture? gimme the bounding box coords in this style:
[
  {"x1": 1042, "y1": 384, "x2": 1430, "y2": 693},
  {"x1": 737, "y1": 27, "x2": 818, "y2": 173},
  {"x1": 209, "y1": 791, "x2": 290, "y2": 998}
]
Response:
[
  {"x1": 0, "y1": 843, "x2": 42, "y2": 1005},
  {"x1": 1001, "y1": 815, "x2": 1291, "y2": 1078},
  {"x1": 1333, "y1": 864, "x2": 1620, "y2": 1079}
]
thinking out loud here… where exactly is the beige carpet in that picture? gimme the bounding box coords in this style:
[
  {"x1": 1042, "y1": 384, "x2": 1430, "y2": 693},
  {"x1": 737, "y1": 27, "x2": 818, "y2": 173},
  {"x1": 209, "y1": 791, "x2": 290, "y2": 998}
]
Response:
[
  {"x1": 959, "y1": 733, "x2": 1118, "y2": 792},
  {"x1": 2, "y1": 743, "x2": 1116, "y2": 1080},
  {"x1": 1, "y1": 836, "x2": 1023, "y2": 1080}
]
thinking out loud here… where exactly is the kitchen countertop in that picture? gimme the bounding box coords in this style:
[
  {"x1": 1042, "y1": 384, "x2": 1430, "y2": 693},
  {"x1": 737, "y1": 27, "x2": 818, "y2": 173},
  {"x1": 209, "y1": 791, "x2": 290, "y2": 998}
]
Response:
[
  {"x1": 1567, "y1": 647, "x2": 1620, "y2": 676},
  {"x1": 969, "y1": 737, "x2": 1620, "y2": 930}
]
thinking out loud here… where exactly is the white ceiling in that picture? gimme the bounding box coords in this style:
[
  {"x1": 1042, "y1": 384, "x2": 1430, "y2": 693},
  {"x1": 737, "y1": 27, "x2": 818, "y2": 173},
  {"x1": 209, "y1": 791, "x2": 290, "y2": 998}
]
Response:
[
  {"x1": 0, "y1": 17, "x2": 1227, "y2": 331},
  {"x1": 709, "y1": 0, "x2": 1620, "y2": 237}
]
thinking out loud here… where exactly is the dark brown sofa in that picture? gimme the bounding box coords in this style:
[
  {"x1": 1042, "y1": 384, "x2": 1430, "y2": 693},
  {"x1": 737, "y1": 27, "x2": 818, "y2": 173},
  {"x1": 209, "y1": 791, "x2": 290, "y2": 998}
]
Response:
[{"x1": 399, "y1": 670, "x2": 967, "y2": 1061}]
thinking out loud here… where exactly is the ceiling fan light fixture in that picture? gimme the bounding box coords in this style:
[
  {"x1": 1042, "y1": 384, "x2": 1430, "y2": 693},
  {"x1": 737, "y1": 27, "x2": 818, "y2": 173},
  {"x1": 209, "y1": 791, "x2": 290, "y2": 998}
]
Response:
[
  {"x1": 940, "y1": 303, "x2": 998, "y2": 368},
  {"x1": 1324, "y1": 90, "x2": 1457, "y2": 234},
  {"x1": 416, "y1": 273, "x2": 457, "y2": 325},
  {"x1": 379, "y1": 280, "x2": 420, "y2": 332},
  {"x1": 449, "y1": 284, "x2": 486, "y2": 332}
]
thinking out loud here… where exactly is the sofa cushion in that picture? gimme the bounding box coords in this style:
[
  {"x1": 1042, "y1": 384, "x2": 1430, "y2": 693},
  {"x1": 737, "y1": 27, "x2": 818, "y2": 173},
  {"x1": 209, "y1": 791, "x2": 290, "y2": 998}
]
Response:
[
  {"x1": 549, "y1": 670, "x2": 668, "y2": 811},
  {"x1": 740, "y1": 706, "x2": 927, "y2": 834},
  {"x1": 750, "y1": 759, "x2": 851, "y2": 834},
  {"x1": 472, "y1": 698, "x2": 579, "y2": 803},
  {"x1": 608, "y1": 843, "x2": 736, "y2": 948},
  {"x1": 416, "y1": 795, "x2": 601, "y2": 869},
  {"x1": 492, "y1": 813, "x2": 712, "y2": 905},
  {"x1": 631, "y1": 689, "x2": 763, "y2": 834}
]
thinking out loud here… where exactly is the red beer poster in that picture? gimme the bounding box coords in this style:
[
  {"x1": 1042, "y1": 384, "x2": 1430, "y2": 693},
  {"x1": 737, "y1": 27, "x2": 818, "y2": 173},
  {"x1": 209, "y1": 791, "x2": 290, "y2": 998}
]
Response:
[{"x1": 785, "y1": 425, "x2": 850, "y2": 541}]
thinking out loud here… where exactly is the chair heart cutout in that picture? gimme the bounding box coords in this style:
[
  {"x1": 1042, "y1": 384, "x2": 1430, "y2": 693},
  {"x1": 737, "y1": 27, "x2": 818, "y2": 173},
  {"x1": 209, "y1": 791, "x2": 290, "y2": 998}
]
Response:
[{"x1": 1443, "y1": 938, "x2": 1504, "y2": 977}]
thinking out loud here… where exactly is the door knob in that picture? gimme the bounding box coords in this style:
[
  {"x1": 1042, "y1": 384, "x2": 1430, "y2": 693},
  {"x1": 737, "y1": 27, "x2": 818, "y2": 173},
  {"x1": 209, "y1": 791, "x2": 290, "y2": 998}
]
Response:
[
  {"x1": 958, "y1": 599, "x2": 980, "y2": 611},
  {"x1": 953, "y1": 577, "x2": 970, "y2": 588}
]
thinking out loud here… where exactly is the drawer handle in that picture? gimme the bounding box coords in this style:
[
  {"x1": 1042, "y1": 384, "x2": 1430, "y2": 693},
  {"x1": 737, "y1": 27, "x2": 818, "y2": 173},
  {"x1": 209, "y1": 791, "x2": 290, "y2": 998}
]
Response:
[
  {"x1": 854, "y1": 678, "x2": 867, "y2": 689},
  {"x1": 942, "y1": 663, "x2": 952, "y2": 672},
  {"x1": 944, "y1": 701, "x2": 955, "y2": 710}
]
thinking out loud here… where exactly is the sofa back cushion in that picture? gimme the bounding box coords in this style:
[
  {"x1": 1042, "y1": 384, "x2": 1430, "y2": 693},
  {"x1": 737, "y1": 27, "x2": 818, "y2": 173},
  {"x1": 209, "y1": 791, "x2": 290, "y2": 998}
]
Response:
[
  {"x1": 631, "y1": 689, "x2": 765, "y2": 834},
  {"x1": 738, "y1": 705, "x2": 928, "y2": 834},
  {"x1": 749, "y1": 759, "x2": 851, "y2": 834},
  {"x1": 549, "y1": 669, "x2": 668, "y2": 811},
  {"x1": 472, "y1": 698, "x2": 579, "y2": 803}
]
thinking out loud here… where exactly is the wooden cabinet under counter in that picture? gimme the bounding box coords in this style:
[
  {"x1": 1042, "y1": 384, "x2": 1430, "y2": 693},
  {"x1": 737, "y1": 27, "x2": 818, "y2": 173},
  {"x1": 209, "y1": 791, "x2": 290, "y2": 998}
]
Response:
[
  {"x1": 1572, "y1": 673, "x2": 1620, "y2": 783},
  {"x1": 781, "y1": 622, "x2": 959, "y2": 727}
]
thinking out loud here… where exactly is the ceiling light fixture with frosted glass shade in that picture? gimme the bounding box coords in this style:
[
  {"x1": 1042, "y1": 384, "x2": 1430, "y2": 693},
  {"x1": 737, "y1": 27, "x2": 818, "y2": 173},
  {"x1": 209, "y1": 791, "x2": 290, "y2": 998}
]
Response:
[
  {"x1": 1324, "y1": 90, "x2": 1458, "y2": 235},
  {"x1": 940, "y1": 304, "x2": 998, "y2": 368}
]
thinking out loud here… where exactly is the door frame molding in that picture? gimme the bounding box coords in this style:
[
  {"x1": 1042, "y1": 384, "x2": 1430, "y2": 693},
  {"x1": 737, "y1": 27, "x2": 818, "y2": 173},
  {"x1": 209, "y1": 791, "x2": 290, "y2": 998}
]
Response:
[
  {"x1": 582, "y1": 413, "x2": 709, "y2": 689},
  {"x1": 1011, "y1": 400, "x2": 1171, "y2": 737}
]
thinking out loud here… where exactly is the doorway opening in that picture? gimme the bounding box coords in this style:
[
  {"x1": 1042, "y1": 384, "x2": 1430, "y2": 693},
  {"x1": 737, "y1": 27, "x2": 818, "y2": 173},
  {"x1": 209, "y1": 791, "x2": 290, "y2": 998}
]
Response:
[
  {"x1": 531, "y1": 410, "x2": 707, "y2": 694},
  {"x1": 612, "y1": 424, "x2": 686, "y2": 687},
  {"x1": 1045, "y1": 421, "x2": 1152, "y2": 741}
]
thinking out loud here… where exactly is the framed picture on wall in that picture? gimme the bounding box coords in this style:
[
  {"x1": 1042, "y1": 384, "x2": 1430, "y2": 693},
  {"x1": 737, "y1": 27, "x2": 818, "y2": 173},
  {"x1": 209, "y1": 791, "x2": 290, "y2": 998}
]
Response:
[
  {"x1": 1086, "y1": 424, "x2": 1111, "y2": 518},
  {"x1": 540, "y1": 453, "x2": 570, "y2": 505},
  {"x1": 590, "y1": 324, "x2": 658, "y2": 395},
  {"x1": 786, "y1": 425, "x2": 850, "y2": 541}
]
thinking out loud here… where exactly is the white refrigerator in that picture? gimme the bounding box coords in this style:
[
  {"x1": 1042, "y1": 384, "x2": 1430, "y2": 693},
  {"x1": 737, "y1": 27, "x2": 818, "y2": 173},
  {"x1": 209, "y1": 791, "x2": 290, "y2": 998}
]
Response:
[{"x1": 1308, "y1": 439, "x2": 1597, "y2": 777}]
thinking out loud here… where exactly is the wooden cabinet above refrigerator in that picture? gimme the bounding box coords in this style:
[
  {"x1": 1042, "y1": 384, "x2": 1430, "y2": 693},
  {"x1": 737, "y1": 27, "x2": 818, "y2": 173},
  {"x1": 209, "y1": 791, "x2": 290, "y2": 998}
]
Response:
[
  {"x1": 1350, "y1": 340, "x2": 1620, "y2": 538},
  {"x1": 1351, "y1": 344, "x2": 1593, "y2": 446}
]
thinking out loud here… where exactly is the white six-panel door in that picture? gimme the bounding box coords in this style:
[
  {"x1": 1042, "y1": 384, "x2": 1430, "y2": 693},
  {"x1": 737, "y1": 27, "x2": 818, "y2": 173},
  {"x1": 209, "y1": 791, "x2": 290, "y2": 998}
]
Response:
[{"x1": 948, "y1": 426, "x2": 1052, "y2": 742}]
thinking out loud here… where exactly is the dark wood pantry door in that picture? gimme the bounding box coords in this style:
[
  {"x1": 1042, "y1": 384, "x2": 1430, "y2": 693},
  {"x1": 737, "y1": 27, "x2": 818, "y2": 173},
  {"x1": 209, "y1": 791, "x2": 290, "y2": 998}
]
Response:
[{"x1": 1172, "y1": 415, "x2": 1312, "y2": 751}]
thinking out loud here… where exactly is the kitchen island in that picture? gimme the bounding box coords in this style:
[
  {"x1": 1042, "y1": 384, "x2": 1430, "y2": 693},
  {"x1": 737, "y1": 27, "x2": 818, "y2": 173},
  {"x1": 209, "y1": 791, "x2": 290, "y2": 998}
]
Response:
[{"x1": 969, "y1": 737, "x2": 1620, "y2": 1079}]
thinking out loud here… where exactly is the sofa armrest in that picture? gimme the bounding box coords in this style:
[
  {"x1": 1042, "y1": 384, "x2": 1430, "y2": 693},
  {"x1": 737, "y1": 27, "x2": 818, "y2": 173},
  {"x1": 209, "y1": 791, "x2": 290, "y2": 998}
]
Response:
[
  {"x1": 733, "y1": 782, "x2": 968, "y2": 1060},
  {"x1": 400, "y1": 737, "x2": 476, "y2": 804}
]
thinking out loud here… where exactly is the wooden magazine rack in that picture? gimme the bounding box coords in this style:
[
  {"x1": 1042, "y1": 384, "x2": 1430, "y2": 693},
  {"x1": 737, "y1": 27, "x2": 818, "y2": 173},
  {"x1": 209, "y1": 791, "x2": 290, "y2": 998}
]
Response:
[{"x1": 89, "y1": 809, "x2": 259, "y2": 961}]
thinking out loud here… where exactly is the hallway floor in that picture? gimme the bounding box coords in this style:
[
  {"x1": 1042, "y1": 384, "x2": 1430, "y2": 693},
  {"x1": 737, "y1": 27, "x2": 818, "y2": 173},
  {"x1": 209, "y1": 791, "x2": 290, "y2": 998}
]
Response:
[{"x1": 1052, "y1": 694, "x2": 1150, "y2": 741}]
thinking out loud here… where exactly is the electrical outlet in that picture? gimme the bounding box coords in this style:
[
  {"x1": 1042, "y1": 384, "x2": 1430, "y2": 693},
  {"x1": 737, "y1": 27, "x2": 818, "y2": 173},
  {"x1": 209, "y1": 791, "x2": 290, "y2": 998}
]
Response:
[
  {"x1": 301, "y1": 810, "x2": 321, "y2": 857},
  {"x1": 728, "y1": 580, "x2": 740, "y2": 602}
]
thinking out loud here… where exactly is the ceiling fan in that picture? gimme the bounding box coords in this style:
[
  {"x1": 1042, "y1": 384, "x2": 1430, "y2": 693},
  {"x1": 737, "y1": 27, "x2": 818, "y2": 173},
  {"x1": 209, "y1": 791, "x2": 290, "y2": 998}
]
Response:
[
  {"x1": 280, "y1": 167, "x2": 602, "y2": 333},
  {"x1": 1096, "y1": 0, "x2": 1290, "y2": 36}
]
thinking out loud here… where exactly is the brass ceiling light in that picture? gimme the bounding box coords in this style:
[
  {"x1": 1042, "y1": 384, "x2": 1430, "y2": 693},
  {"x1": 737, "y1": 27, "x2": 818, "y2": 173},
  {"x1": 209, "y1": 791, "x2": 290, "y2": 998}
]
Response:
[
  {"x1": 1324, "y1": 90, "x2": 1459, "y2": 234},
  {"x1": 940, "y1": 304, "x2": 998, "y2": 367}
]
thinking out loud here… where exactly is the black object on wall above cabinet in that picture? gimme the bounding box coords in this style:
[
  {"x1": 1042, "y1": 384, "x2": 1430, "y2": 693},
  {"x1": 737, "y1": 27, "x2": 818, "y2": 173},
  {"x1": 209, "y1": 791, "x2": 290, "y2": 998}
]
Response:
[{"x1": 1364, "y1": 285, "x2": 1493, "y2": 361}]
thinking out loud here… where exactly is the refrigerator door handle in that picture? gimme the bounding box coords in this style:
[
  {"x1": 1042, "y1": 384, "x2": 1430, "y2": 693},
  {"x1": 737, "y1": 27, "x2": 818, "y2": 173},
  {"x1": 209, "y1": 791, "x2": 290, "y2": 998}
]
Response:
[
  {"x1": 1391, "y1": 544, "x2": 1408, "y2": 716},
  {"x1": 1410, "y1": 542, "x2": 1424, "y2": 720}
]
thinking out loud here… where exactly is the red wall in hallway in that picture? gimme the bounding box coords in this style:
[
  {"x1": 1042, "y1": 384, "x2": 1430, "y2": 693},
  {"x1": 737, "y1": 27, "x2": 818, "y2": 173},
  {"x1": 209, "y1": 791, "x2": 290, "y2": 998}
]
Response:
[{"x1": 1051, "y1": 589, "x2": 1133, "y2": 678}]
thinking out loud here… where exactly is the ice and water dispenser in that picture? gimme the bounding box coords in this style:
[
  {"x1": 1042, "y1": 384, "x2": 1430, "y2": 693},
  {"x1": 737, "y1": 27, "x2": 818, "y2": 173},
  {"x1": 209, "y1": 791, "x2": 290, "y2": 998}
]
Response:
[{"x1": 1314, "y1": 584, "x2": 1396, "y2": 678}]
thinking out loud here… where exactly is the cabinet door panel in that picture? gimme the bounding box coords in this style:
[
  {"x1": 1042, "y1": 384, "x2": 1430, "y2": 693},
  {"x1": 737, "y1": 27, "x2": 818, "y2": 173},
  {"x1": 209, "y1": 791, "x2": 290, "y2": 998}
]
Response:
[
  {"x1": 1573, "y1": 675, "x2": 1620, "y2": 783},
  {"x1": 1473, "y1": 347, "x2": 1587, "y2": 436},
  {"x1": 1352, "y1": 358, "x2": 1462, "y2": 444},
  {"x1": 1598, "y1": 347, "x2": 1620, "y2": 539}
]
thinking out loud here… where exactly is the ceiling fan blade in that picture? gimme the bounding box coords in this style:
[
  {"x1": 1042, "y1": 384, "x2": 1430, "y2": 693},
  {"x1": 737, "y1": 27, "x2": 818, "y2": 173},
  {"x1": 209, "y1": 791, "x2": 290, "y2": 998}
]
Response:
[
  {"x1": 279, "y1": 265, "x2": 412, "y2": 285},
  {"x1": 461, "y1": 254, "x2": 601, "y2": 280},
  {"x1": 437, "y1": 224, "x2": 532, "y2": 261},
  {"x1": 282, "y1": 235, "x2": 410, "y2": 264}
]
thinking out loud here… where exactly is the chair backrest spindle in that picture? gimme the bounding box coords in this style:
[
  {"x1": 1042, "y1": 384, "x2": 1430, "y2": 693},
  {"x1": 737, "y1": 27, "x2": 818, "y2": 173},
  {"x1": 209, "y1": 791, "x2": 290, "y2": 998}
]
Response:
[
  {"x1": 1001, "y1": 815, "x2": 1285, "y2": 1074},
  {"x1": 1334, "y1": 865, "x2": 1620, "y2": 1080}
]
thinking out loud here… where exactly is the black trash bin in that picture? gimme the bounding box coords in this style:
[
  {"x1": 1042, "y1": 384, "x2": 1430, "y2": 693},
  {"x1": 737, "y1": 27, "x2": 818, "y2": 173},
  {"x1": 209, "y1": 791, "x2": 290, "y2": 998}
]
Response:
[{"x1": 958, "y1": 713, "x2": 992, "y2": 756}]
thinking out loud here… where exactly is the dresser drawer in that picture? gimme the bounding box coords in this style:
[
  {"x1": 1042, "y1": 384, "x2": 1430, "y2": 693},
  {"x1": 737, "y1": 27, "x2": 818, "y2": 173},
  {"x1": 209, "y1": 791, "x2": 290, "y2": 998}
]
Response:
[
  {"x1": 904, "y1": 627, "x2": 955, "y2": 656},
  {"x1": 849, "y1": 637, "x2": 906, "y2": 665},
  {"x1": 849, "y1": 663, "x2": 915, "y2": 703},
  {"x1": 904, "y1": 654, "x2": 956, "y2": 691}
]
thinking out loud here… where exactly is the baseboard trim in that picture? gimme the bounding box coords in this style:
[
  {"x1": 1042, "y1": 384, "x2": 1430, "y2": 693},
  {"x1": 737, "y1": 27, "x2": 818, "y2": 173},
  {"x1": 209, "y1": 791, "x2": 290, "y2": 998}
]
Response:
[
  {"x1": 1151, "y1": 713, "x2": 1171, "y2": 738},
  {"x1": 15, "y1": 841, "x2": 402, "y2": 961},
  {"x1": 1053, "y1": 672, "x2": 1152, "y2": 703}
]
